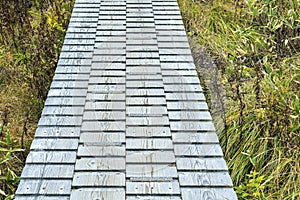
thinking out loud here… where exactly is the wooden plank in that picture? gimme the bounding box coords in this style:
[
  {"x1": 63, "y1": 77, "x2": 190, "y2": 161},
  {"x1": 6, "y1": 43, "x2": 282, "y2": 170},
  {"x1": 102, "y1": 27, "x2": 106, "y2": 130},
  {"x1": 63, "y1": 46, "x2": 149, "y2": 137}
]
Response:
[
  {"x1": 172, "y1": 132, "x2": 219, "y2": 143},
  {"x1": 126, "y1": 151, "x2": 175, "y2": 163},
  {"x1": 81, "y1": 121, "x2": 125, "y2": 131},
  {"x1": 38, "y1": 116, "x2": 82, "y2": 126},
  {"x1": 167, "y1": 101, "x2": 209, "y2": 110},
  {"x1": 176, "y1": 157, "x2": 228, "y2": 171},
  {"x1": 15, "y1": 196, "x2": 69, "y2": 200},
  {"x1": 53, "y1": 74, "x2": 89, "y2": 81},
  {"x1": 170, "y1": 121, "x2": 215, "y2": 131},
  {"x1": 25, "y1": 151, "x2": 76, "y2": 164},
  {"x1": 126, "y1": 106, "x2": 167, "y2": 116},
  {"x1": 174, "y1": 144, "x2": 223, "y2": 156},
  {"x1": 163, "y1": 76, "x2": 200, "y2": 84},
  {"x1": 126, "y1": 88, "x2": 165, "y2": 97},
  {"x1": 89, "y1": 77, "x2": 125, "y2": 84},
  {"x1": 75, "y1": 157, "x2": 125, "y2": 170},
  {"x1": 160, "y1": 63, "x2": 196, "y2": 70},
  {"x1": 80, "y1": 132, "x2": 125, "y2": 143},
  {"x1": 126, "y1": 138, "x2": 173, "y2": 150},
  {"x1": 77, "y1": 145, "x2": 125, "y2": 157},
  {"x1": 42, "y1": 106, "x2": 84, "y2": 116},
  {"x1": 45, "y1": 97, "x2": 86, "y2": 106},
  {"x1": 126, "y1": 97, "x2": 166, "y2": 105},
  {"x1": 159, "y1": 49, "x2": 191, "y2": 55},
  {"x1": 87, "y1": 84, "x2": 125, "y2": 93},
  {"x1": 21, "y1": 164, "x2": 74, "y2": 178},
  {"x1": 83, "y1": 111, "x2": 125, "y2": 120},
  {"x1": 126, "y1": 80, "x2": 164, "y2": 88},
  {"x1": 168, "y1": 111, "x2": 212, "y2": 120},
  {"x1": 47, "y1": 89, "x2": 87, "y2": 97},
  {"x1": 127, "y1": 197, "x2": 180, "y2": 200},
  {"x1": 85, "y1": 102, "x2": 126, "y2": 110},
  {"x1": 91, "y1": 64, "x2": 126, "y2": 71},
  {"x1": 126, "y1": 181, "x2": 180, "y2": 195},
  {"x1": 86, "y1": 93, "x2": 125, "y2": 101},
  {"x1": 90, "y1": 69, "x2": 126, "y2": 76},
  {"x1": 30, "y1": 139, "x2": 78, "y2": 150},
  {"x1": 181, "y1": 188, "x2": 238, "y2": 200},
  {"x1": 72, "y1": 172, "x2": 125, "y2": 186},
  {"x1": 16, "y1": 180, "x2": 71, "y2": 195},
  {"x1": 126, "y1": 116, "x2": 169, "y2": 126},
  {"x1": 126, "y1": 164, "x2": 177, "y2": 178},
  {"x1": 165, "y1": 92, "x2": 205, "y2": 101},
  {"x1": 50, "y1": 80, "x2": 87, "y2": 89},
  {"x1": 126, "y1": 127, "x2": 171, "y2": 137},
  {"x1": 126, "y1": 52, "x2": 159, "y2": 58},
  {"x1": 178, "y1": 172, "x2": 233, "y2": 186},
  {"x1": 70, "y1": 189, "x2": 125, "y2": 200},
  {"x1": 35, "y1": 127, "x2": 81, "y2": 138},
  {"x1": 93, "y1": 55, "x2": 126, "y2": 62},
  {"x1": 164, "y1": 84, "x2": 202, "y2": 92},
  {"x1": 126, "y1": 74, "x2": 162, "y2": 80},
  {"x1": 126, "y1": 59, "x2": 160, "y2": 66}
]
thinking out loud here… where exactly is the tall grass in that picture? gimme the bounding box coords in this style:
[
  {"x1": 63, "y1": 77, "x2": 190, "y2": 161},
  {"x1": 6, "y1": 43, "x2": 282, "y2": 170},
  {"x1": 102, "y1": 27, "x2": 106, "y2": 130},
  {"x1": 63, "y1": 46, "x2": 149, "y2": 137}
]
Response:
[
  {"x1": 178, "y1": 0, "x2": 300, "y2": 199},
  {"x1": 0, "y1": 0, "x2": 74, "y2": 199}
]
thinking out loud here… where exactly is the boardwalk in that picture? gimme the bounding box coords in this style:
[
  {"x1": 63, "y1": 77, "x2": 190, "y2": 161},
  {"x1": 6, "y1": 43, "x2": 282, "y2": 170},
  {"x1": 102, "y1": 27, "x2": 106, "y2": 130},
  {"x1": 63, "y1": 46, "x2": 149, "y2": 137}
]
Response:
[{"x1": 15, "y1": 0, "x2": 237, "y2": 199}]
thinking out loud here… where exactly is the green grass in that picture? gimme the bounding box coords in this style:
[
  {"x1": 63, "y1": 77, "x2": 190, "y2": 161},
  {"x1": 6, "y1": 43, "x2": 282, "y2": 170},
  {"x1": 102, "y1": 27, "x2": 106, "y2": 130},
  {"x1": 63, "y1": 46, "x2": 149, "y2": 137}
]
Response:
[{"x1": 178, "y1": 0, "x2": 300, "y2": 199}]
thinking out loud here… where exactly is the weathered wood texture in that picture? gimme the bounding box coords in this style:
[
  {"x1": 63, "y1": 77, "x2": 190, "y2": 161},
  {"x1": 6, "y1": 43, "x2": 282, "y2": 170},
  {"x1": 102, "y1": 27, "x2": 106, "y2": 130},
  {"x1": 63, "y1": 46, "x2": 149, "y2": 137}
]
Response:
[{"x1": 15, "y1": 0, "x2": 237, "y2": 199}]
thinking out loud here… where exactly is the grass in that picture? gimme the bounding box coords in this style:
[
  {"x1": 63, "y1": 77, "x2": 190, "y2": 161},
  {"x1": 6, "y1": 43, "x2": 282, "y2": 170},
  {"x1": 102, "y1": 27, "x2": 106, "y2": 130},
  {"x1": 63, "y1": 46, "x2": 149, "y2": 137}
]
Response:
[{"x1": 178, "y1": 0, "x2": 300, "y2": 199}]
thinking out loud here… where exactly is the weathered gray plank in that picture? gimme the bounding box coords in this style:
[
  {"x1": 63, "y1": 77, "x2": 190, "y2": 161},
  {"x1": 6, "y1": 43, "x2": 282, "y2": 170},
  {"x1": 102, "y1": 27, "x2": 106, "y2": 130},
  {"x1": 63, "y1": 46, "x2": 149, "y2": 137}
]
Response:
[
  {"x1": 126, "y1": 138, "x2": 173, "y2": 150},
  {"x1": 77, "y1": 145, "x2": 125, "y2": 157},
  {"x1": 30, "y1": 139, "x2": 78, "y2": 150},
  {"x1": 80, "y1": 132, "x2": 125, "y2": 143},
  {"x1": 167, "y1": 101, "x2": 209, "y2": 110},
  {"x1": 16, "y1": 180, "x2": 71, "y2": 195},
  {"x1": 126, "y1": 127, "x2": 171, "y2": 137},
  {"x1": 126, "y1": 106, "x2": 167, "y2": 116},
  {"x1": 15, "y1": 196, "x2": 69, "y2": 200},
  {"x1": 178, "y1": 172, "x2": 233, "y2": 186},
  {"x1": 126, "y1": 116, "x2": 169, "y2": 126},
  {"x1": 168, "y1": 111, "x2": 212, "y2": 120},
  {"x1": 126, "y1": 164, "x2": 177, "y2": 178},
  {"x1": 126, "y1": 89, "x2": 165, "y2": 96},
  {"x1": 45, "y1": 97, "x2": 86, "y2": 106},
  {"x1": 83, "y1": 111, "x2": 125, "y2": 120},
  {"x1": 81, "y1": 121, "x2": 125, "y2": 131},
  {"x1": 126, "y1": 181, "x2": 180, "y2": 195},
  {"x1": 176, "y1": 157, "x2": 228, "y2": 171},
  {"x1": 174, "y1": 144, "x2": 223, "y2": 156},
  {"x1": 26, "y1": 151, "x2": 76, "y2": 164},
  {"x1": 72, "y1": 172, "x2": 125, "y2": 186},
  {"x1": 165, "y1": 92, "x2": 205, "y2": 101},
  {"x1": 35, "y1": 127, "x2": 81, "y2": 137},
  {"x1": 75, "y1": 157, "x2": 125, "y2": 170},
  {"x1": 126, "y1": 151, "x2": 175, "y2": 163},
  {"x1": 170, "y1": 121, "x2": 215, "y2": 131},
  {"x1": 85, "y1": 102, "x2": 126, "y2": 110},
  {"x1": 38, "y1": 116, "x2": 82, "y2": 126},
  {"x1": 172, "y1": 132, "x2": 219, "y2": 143},
  {"x1": 42, "y1": 106, "x2": 84, "y2": 116},
  {"x1": 181, "y1": 188, "x2": 238, "y2": 200},
  {"x1": 21, "y1": 164, "x2": 74, "y2": 178},
  {"x1": 70, "y1": 189, "x2": 125, "y2": 200}
]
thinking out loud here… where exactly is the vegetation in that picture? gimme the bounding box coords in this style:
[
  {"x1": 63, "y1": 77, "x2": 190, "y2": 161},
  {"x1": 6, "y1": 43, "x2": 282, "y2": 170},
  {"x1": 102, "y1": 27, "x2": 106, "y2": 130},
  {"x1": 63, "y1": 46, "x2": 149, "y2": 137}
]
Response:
[
  {"x1": 178, "y1": 0, "x2": 300, "y2": 199},
  {"x1": 0, "y1": 0, "x2": 74, "y2": 199}
]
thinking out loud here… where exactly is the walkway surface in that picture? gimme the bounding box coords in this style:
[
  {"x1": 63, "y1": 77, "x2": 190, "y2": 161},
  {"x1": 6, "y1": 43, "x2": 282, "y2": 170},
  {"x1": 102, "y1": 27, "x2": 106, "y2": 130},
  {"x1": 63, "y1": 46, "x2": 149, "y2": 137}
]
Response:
[{"x1": 15, "y1": 0, "x2": 237, "y2": 199}]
